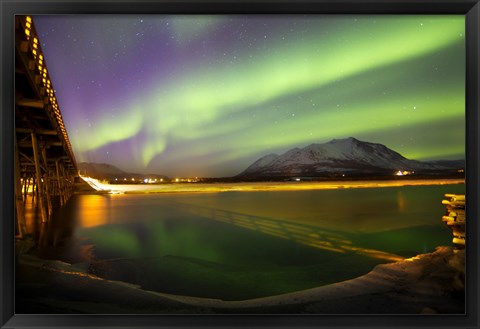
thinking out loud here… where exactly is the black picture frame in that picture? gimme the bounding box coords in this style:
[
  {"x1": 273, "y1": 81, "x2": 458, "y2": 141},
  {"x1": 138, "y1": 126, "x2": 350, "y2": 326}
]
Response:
[{"x1": 1, "y1": 0, "x2": 479, "y2": 328}]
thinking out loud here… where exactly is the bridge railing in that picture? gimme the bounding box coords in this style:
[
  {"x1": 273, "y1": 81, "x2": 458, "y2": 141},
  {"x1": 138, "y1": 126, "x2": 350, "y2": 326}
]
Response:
[
  {"x1": 15, "y1": 15, "x2": 79, "y2": 239},
  {"x1": 16, "y1": 15, "x2": 77, "y2": 174}
]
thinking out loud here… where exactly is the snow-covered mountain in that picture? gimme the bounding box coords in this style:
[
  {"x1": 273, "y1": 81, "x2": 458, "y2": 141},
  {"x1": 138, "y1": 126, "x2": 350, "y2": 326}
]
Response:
[{"x1": 238, "y1": 137, "x2": 464, "y2": 178}]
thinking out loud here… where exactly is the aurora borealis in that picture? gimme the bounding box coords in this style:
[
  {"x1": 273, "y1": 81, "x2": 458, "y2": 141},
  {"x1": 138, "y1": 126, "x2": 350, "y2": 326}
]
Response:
[{"x1": 33, "y1": 15, "x2": 465, "y2": 178}]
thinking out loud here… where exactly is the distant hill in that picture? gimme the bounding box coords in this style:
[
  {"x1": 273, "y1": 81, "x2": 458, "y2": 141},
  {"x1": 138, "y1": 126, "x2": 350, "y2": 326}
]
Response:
[
  {"x1": 237, "y1": 137, "x2": 464, "y2": 178},
  {"x1": 78, "y1": 162, "x2": 169, "y2": 181}
]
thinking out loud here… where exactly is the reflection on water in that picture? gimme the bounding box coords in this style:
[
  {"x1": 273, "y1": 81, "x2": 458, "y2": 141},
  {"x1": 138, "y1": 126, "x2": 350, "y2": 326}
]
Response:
[
  {"x1": 28, "y1": 183, "x2": 464, "y2": 299},
  {"x1": 397, "y1": 190, "x2": 406, "y2": 212},
  {"x1": 174, "y1": 202, "x2": 404, "y2": 261},
  {"x1": 76, "y1": 194, "x2": 114, "y2": 228}
]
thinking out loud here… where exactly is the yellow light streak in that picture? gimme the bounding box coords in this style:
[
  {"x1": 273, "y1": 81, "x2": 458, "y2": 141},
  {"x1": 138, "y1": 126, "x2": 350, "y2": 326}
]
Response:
[{"x1": 175, "y1": 199, "x2": 408, "y2": 263}]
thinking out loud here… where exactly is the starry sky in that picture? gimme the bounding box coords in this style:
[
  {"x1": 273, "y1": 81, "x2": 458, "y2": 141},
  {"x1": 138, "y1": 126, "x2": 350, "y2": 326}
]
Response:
[{"x1": 33, "y1": 15, "x2": 465, "y2": 178}]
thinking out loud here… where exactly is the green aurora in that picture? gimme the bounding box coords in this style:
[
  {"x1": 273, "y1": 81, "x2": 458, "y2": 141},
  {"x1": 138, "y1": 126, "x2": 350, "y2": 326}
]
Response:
[{"x1": 34, "y1": 15, "x2": 465, "y2": 177}]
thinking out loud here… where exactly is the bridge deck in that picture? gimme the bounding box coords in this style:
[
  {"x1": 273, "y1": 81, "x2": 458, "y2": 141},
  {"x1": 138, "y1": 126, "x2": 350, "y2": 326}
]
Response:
[{"x1": 15, "y1": 15, "x2": 79, "y2": 239}]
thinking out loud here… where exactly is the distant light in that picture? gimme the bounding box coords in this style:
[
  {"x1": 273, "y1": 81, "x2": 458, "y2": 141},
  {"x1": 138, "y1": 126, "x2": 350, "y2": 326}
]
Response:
[
  {"x1": 295, "y1": 178, "x2": 301, "y2": 181},
  {"x1": 396, "y1": 170, "x2": 412, "y2": 176},
  {"x1": 175, "y1": 178, "x2": 179, "y2": 182},
  {"x1": 144, "y1": 179, "x2": 148, "y2": 183}
]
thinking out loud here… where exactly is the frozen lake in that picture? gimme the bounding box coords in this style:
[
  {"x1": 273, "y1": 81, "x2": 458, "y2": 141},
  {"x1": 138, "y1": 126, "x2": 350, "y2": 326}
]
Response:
[{"x1": 35, "y1": 182, "x2": 464, "y2": 300}]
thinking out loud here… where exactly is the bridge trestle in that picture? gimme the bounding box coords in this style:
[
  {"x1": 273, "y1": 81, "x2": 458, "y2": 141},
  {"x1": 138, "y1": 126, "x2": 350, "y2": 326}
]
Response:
[{"x1": 15, "y1": 16, "x2": 78, "y2": 239}]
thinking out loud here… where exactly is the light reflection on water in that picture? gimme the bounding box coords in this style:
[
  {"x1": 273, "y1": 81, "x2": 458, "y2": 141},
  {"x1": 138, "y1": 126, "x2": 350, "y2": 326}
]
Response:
[{"x1": 31, "y1": 183, "x2": 464, "y2": 299}]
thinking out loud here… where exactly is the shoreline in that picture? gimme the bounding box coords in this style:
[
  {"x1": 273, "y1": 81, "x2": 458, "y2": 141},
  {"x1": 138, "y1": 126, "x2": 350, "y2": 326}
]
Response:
[
  {"x1": 16, "y1": 245, "x2": 465, "y2": 314},
  {"x1": 77, "y1": 178, "x2": 465, "y2": 195},
  {"x1": 16, "y1": 178, "x2": 465, "y2": 313}
]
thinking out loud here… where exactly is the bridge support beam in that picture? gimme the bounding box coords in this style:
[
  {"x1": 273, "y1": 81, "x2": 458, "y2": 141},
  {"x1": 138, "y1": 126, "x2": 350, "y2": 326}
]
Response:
[
  {"x1": 15, "y1": 136, "x2": 27, "y2": 238},
  {"x1": 55, "y1": 160, "x2": 64, "y2": 206},
  {"x1": 41, "y1": 147, "x2": 53, "y2": 218},
  {"x1": 15, "y1": 16, "x2": 79, "y2": 243},
  {"x1": 31, "y1": 132, "x2": 48, "y2": 223}
]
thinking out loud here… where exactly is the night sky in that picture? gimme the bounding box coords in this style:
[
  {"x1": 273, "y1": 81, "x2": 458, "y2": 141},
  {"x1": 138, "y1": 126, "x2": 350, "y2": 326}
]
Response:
[{"x1": 33, "y1": 15, "x2": 465, "y2": 178}]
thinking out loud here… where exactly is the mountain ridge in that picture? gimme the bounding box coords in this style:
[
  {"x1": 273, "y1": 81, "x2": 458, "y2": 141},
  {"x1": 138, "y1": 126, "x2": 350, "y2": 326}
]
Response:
[
  {"x1": 77, "y1": 162, "x2": 169, "y2": 181},
  {"x1": 238, "y1": 137, "x2": 464, "y2": 178}
]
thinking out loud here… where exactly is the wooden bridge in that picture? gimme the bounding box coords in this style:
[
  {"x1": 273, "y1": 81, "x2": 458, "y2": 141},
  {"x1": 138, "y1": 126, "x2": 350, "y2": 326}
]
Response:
[{"x1": 15, "y1": 16, "x2": 78, "y2": 238}]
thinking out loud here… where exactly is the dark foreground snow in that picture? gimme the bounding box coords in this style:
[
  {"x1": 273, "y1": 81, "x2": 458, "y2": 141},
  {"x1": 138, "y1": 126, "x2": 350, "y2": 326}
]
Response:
[{"x1": 15, "y1": 245, "x2": 464, "y2": 314}]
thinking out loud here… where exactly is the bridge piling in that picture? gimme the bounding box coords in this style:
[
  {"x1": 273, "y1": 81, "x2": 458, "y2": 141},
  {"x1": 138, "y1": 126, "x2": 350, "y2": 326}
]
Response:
[
  {"x1": 15, "y1": 15, "x2": 80, "y2": 241},
  {"x1": 31, "y1": 132, "x2": 48, "y2": 224},
  {"x1": 15, "y1": 135, "x2": 27, "y2": 238},
  {"x1": 41, "y1": 147, "x2": 53, "y2": 218}
]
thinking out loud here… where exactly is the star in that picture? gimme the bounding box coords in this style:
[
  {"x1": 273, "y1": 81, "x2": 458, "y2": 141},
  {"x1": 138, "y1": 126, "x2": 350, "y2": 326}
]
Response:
[{"x1": 32, "y1": 15, "x2": 465, "y2": 177}]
